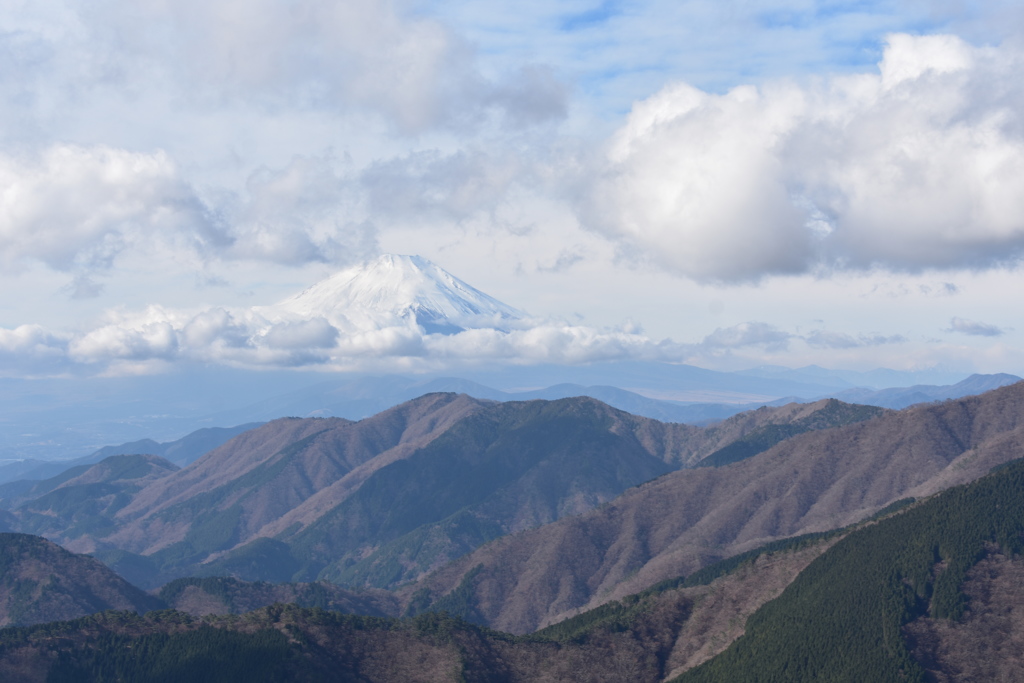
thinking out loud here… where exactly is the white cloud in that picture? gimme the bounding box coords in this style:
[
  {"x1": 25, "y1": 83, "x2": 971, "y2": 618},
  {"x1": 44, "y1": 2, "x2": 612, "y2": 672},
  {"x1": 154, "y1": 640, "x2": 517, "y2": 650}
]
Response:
[
  {"x1": 804, "y1": 331, "x2": 907, "y2": 350},
  {"x1": 948, "y1": 317, "x2": 1005, "y2": 337},
  {"x1": 5, "y1": 297, "x2": 681, "y2": 374},
  {"x1": 425, "y1": 323, "x2": 676, "y2": 365},
  {"x1": 261, "y1": 317, "x2": 339, "y2": 350},
  {"x1": 578, "y1": 34, "x2": 1024, "y2": 281},
  {"x1": 228, "y1": 155, "x2": 378, "y2": 266},
  {"x1": 580, "y1": 81, "x2": 812, "y2": 281},
  {"x1": 0, "y1": 324, "x2": 67, "y2": 356},
  {"x1": 0, "y1": 324, "x2": 72, "y2": 376},
  {"x1": 700, "y1": 322, "x2": 793, "y2": 352},
  {"x1": 0, "y1": 145, "x2": 222, "y2": 275},
  {"x1": 66, "y1": 0, "x2": 565, "y2": 134},
  {"x1": 180, "y1": 308, "x2": 252, "y2": 350},
  {"x1": 0, "y1": 147, "x2": 381, "y2": 286},
  {"x1": 69, "y1": 311, "x2": 180, "y2": 363},
  {"x1": 362, "y1": 149, "x2": 524, "y2": 225}
]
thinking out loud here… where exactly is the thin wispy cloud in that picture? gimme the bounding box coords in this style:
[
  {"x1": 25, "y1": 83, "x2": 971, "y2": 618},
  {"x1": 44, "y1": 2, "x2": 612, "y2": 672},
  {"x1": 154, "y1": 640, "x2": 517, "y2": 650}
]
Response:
[{"x1": 948, "y1": 317, "x2": 1005, "y2": 337}]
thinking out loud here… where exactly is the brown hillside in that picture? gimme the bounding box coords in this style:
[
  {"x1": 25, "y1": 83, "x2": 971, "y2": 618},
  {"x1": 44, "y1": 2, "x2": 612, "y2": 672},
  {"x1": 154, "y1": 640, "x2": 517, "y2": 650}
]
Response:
[
  {"x1": 159, "y1": 577, "x2": 400, "y2": 618},
  {"x1": 0, "y1": 538, "x2": 834, "y2": 683},
  {"x1": 19, "y1": 392, "x2": 889, "y2": 590},
  {"x1": 14, "y1": 455, "x2": 180, "y2": 541},
  {"x1": 95, "y1": 392, "x2": 486, "y2": 555},
  {"x1": 102, "y1": 393, "x2": 868, "y2": 559},
  {"x1": 410, "y1": 381, "x2": 1024, "y2": 633},
  {"x1": 0, "y1": 533, "x2": 161, "y2": 628}
]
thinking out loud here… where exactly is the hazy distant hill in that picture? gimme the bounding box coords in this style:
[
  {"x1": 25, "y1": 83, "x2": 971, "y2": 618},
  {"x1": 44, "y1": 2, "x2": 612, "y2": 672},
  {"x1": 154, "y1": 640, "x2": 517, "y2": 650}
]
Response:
[
  {"x1": 829, "y1": 372, "x2": 1021, "y2": 409},
  {"x1": 0, "y1": 533, "x2": 161, "y2": 628},
  {"x1": 6, "y1": 455, "x2": 179, "y2": 542},
  {"x1": 408, "y1": 381, "x2": 1024, "y2": 633},
  {"x1": 0, "y1": 423, "x2": 261, "y2": 486}
]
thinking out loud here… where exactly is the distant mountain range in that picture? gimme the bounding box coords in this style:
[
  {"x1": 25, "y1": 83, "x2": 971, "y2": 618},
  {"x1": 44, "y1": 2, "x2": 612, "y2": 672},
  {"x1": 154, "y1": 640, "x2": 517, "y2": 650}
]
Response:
[
  {"x1": 0, "y1": 423, "x2": 260, "y2": 487},
  {"x1": 1, "y1": 394, "x2": 884, "y2": 590},
  {"x1": 203, "y1": 369, "x2": 1020, "y2": 427},
  {"x1": 405, "y1": 380, "x2": 1024, "y2": 633},
  {"x1": 1, "y1": 369, "x2": 1014, "y2": 491},
  {"x1": 0, "y1": 380, "x2": 1021, "y2": 608},
  {"x1": 2, "y1": 361, "x2": 1017, "y2": 469},
  {"x1": 1, "y1": 254, "x2": 1015, "y2": 463}
]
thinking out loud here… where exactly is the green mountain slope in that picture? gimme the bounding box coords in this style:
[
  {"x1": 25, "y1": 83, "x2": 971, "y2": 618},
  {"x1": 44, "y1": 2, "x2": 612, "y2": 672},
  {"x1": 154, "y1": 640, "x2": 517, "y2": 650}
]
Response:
[{"x1": 674, "y1": 457, "x2": 1024, "y2": 682}]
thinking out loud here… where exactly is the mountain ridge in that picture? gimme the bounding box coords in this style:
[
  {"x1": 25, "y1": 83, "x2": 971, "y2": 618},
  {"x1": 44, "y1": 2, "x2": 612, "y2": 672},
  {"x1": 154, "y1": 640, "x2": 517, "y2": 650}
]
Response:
[
  {"x1": 4, "y1": 393, "x2": 881, "y2": 591},
  {"x1": 407, "y1": 381, "x2": 1024, "y2": 633},
  {"x1": 0, "y1": 533, "x2": 161, "y2": 628}
]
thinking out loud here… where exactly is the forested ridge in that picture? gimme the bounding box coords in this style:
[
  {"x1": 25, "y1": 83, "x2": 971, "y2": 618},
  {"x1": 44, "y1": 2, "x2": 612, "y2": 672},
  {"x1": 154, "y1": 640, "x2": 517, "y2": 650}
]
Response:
[
  {"x1": 2, "y1": 450, "x2": 1023, "y2": 683},
  {"x1": 0, "y1": 534, "x2": 838, "y2": 682},
  {"x1": 3, "y1": 388, "x2": 1024, "y2": 679},
  {"x1": 674, "y1": 457, "x2": 1024, "y2": 682}
]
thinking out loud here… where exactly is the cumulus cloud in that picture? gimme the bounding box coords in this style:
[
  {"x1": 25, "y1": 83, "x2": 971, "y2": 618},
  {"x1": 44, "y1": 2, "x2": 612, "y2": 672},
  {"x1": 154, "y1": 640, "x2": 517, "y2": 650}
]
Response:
[
  {"x1": 0, "y1": 147, "x2": 380, "y2": 283},
  {"x1": 700, "y1": 322, "x2": 793, "y2": 352},
  {"x1": 578, "y1": 33, "x2": 1024, "y2": 281},
  {"x1": 261, "y1": 318, "x2": 339, "y2": 350},
  {"x1": 581, "y1": 81, "x2": 812, "y2": 281},
  {"x1": 0, "y1": 145, "x2": 224, "y2": 275},
  {"x1": 6, "y1": 299, "x2": 679, "y2": 374},
  {"x1": 70, "y1": 316, "x2": 179, "y2": 363},
  {"x1": 947, "y1": 317, "x2": 1005, "y2": 337},
  {"x1": 0, "y1": 324, "x2": 67, "y2": 357},
  {"x1": 0, "y1": 324, "x2": 72, "y2": 376}
]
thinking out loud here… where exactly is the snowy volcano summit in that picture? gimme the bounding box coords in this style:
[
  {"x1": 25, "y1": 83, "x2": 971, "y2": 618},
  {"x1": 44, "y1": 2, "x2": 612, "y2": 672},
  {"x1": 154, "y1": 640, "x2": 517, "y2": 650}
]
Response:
[{"x1": 269, "y1": 254, "x2": 525, "y2": 335}]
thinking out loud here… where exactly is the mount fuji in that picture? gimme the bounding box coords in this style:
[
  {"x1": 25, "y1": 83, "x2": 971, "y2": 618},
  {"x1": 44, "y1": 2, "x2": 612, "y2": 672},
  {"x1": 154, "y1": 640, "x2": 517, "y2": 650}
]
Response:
[{"x1": 265, "y1": 254, "x2": 526, "y2": 335}]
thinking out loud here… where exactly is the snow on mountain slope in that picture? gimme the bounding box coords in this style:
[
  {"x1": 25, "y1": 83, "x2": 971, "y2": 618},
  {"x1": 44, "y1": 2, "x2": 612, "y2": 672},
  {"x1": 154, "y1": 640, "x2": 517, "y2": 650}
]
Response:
[{"x1": 265, "y1": 254, "x2": 525, "y2": 335}]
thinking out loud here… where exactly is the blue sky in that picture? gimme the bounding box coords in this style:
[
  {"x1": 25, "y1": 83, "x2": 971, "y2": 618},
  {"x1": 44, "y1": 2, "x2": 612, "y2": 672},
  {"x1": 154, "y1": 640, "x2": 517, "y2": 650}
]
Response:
[{"x1": 1, "y1": 0, "x2": 1024, "y2": 378}]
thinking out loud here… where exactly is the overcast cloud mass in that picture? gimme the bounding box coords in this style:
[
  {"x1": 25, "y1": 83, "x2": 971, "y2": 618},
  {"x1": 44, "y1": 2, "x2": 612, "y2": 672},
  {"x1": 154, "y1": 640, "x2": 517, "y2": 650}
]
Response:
[{"x1": 2, "y1": 1, "x2": 1024, "y2": 377}]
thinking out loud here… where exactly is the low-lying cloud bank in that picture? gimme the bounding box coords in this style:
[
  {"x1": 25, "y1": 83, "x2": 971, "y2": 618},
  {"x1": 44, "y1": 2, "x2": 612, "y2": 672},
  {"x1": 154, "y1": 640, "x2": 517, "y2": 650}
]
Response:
[
  {"x1": 579, "y1": 34, "x2": 1024, "y2": 281},
  {"x1": 0, "y1": 305, "x2": 684, "y2": 376},
  {"x1": 0, "y1": 304, "x2": 920, "y2": 378}
]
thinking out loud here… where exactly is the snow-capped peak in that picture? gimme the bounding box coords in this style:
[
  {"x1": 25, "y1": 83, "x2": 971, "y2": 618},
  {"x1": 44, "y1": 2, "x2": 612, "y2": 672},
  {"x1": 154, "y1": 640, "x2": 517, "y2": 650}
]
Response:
[{"x1": 268, "y1": 254, "x2": 525, "y2": 334}]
